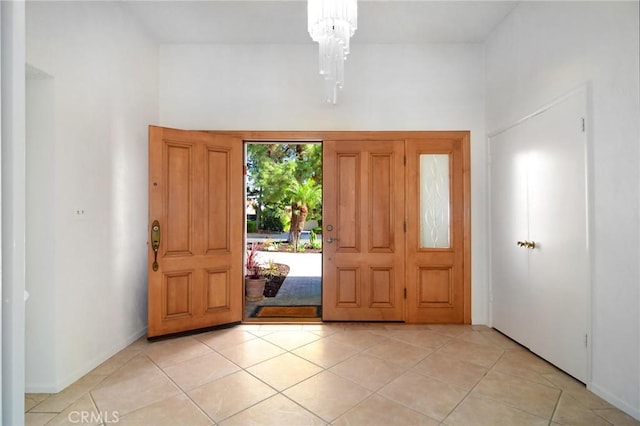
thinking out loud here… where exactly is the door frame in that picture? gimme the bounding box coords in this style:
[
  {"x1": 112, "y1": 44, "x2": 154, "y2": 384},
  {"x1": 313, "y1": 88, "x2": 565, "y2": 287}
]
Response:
[
  {"x1": 242, "y1": 140, "x2": 324, "y2": 322},
  {"x1": 148, "y1": 130, "x2": 471, "y2": 332},
  {"x1": 226, "y1": 131, "x2": 471, "y2": 323}
]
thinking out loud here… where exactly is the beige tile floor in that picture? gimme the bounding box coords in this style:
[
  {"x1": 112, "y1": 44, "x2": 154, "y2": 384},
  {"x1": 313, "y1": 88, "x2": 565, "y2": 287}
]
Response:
[{"x1": 25, "y1": 323, "x2": 640, "y2": 426}]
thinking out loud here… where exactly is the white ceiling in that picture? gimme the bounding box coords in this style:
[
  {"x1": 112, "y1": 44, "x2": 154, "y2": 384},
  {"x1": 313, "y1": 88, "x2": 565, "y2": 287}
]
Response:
[{"x1": 122, "y1": 1, "x2": 519, "y2": 44}]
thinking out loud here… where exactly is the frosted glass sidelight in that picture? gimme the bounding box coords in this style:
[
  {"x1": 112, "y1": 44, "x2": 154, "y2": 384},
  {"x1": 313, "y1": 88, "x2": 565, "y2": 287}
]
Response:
[{"x1": 420, "y1": 154, "x2": 451, "y2": 248}]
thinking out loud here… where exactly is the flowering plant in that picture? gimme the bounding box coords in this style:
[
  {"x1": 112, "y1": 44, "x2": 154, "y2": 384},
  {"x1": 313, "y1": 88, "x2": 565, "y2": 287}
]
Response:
[{"x1": 245, "y1": 243, "x2": 262, "y2": 278}]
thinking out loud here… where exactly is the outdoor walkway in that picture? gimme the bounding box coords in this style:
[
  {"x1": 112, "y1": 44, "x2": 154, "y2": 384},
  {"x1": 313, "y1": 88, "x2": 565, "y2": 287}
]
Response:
[
  {"x1": 244, "y1": 251, "x2": 321, "y2": 319},
  {"x1": 247, "y1": 232, "x2": 311, "y2": 244}
]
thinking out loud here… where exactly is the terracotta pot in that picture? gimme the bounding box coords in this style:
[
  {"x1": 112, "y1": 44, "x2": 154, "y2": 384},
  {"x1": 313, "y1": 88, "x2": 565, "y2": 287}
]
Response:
[{"x1": 245, "y1": 277, "x2": 266, "y2": 301}]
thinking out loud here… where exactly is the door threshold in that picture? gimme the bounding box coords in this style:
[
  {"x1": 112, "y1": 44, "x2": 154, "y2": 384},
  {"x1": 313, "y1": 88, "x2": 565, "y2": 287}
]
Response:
[{"x1": 242, "y1": 317, "x2": 322, "y2": 324}]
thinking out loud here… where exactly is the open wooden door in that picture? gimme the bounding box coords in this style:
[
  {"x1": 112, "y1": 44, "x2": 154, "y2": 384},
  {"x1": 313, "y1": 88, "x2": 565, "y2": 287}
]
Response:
[
  {"x1": 148, "y1": 126, "x2": 243, "y2": 337},
  {"x1": 322, "y1": 139, "x2": 405, "y2": 321},
  {"x1": 405, "y1": 134, "x2": 471, "y2": 323}
]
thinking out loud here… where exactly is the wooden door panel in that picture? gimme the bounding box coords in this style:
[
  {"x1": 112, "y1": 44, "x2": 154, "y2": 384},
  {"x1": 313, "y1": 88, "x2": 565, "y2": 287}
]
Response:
[
  {"x1": 406, "y1": 135, "x2": 470, "y2": 324},
  {"x1": 205, "y1": 147, "x2": 231, "y2": 252},
  {"x1": 205, "y1": 269, "x2": 231, "y2": 311},
  {"x1": 370, "y1": 154, "x2": 393, "y2": 252},
  {"x1": 336, "y1": 153, "x2": 360, "y2": 251},
  {"x1": 323, "y1": 140, "x2": 404, "y2": 321},
  {"x1": 148, "y1": 126, "x2": 243, "y2": 337},
  {"x1": 336, "y1": 267, "x2": 359, "y2": 306},
  {"x1": 418, "y1": 266, "x2": 453, "y2": 306},
  {"x1": 165, "y1": 142, "x2": 193, "y2": 255},
  {"x1": 163, "y1": 272, "x2": 192, "y2": 318},
  {"x1": 370, "y1": 267, "x2": 394, "y2": 307}
]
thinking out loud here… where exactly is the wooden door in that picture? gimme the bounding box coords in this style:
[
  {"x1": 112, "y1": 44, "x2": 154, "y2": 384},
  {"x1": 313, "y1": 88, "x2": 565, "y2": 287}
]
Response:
[
  {"x1": 148, "y1": 126, "x2": 243, "y2": 337},
  {"x1": 405, "y1": 134, "x2": 471, "y2": 323},
  {"x1": 322, "y1": 140, "x2": 405, "y2": 321}
]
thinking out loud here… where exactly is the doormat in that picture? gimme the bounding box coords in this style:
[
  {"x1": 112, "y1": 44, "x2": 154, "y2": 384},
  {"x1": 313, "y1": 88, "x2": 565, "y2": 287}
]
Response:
[{"x1": 252, "y1": 305, "x2": 321, "y2": 318}]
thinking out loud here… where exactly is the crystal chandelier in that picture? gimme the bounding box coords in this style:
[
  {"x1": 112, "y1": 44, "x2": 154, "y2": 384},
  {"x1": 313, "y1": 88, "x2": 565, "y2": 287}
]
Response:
[{"x1": 308, "y1": 0, "x2": 357, "y2": 104}]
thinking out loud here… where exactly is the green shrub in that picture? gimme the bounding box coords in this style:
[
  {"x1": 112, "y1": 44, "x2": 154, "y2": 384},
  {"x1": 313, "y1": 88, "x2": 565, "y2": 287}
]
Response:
[
  {"x1": 309, "y1": 239, "x2": 322, "y2": 250},
  {"x1": 246, "y1": 220, "x2": 257, "y2": 233},
  {"x1": 261, "y1": 207, "x2": 285, "y2": 232}
]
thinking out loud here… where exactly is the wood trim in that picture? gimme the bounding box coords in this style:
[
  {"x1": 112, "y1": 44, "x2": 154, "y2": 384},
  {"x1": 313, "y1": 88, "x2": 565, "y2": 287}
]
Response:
[
  {"x1": 194, "y1": 129, "x2": 471, "y2": 142},
  {"x1": 462, "y1": 132, "x2": 472, "y2": 324}
]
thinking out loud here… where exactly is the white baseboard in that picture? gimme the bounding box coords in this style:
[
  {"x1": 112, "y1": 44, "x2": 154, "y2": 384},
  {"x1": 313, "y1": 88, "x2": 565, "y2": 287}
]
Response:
[
  {"x1": 589, "y1": 382, "x2": 640, "y2": 421},
  {"x1": 25, "y1": 326, "x2": 147, "y2": 394}
]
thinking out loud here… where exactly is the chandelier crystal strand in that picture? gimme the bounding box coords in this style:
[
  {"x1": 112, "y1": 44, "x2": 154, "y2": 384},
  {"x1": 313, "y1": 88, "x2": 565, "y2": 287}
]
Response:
[{"x1": 308, "y1": 0, "x2": 357, "y2": 104}]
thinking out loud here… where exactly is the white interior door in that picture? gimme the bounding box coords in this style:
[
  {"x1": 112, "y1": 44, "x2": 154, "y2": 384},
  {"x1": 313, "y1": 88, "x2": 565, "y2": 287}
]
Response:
[
  {"x1": 490, "y1": 89, "x2": 590, "y2": 383},
  {"x1": 526, "y1": 91, "x2": 589, "y2": 382},
  {"x1": 490, "y1": 122, "x2": 531, "y2": 346}
]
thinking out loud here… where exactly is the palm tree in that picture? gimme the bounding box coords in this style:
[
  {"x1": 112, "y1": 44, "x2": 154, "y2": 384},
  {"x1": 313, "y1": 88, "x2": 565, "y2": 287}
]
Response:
[{"x1": 287, "y1": 179, "x2": 321, "y2": 252}]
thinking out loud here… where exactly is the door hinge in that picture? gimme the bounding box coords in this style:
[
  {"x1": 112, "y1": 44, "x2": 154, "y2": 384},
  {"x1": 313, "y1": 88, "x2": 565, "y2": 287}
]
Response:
[
  {"x1": 581, "y1": 117, "x2": 586, "y2": 132},
  {"x1": 584, "y1": 333, "x2": 588, "y2": 348},
  {"x1": 403, "y1": 156, "x2": 406, "y2": 166},
  {"x1": 403, "y1": 221, "x2": 406, "y2": 232},
  {"x1": 243, "y1": 165, "x2": 248, "y2": 175},
  {"x1": 404, "y1": 288, "x2": 407, "y2": 299}
]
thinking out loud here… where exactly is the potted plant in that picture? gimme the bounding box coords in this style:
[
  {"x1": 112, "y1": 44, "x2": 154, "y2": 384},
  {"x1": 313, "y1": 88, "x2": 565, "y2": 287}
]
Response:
[{"x1": 245, "y1": 243, "x2": 266, "y2": 301}]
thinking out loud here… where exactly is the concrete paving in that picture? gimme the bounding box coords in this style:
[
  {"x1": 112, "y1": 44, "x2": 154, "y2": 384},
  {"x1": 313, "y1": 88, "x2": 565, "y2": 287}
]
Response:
[
  {"x1": 244, "y1": 251, "x2": 321, "y2": 318},
  {"x1": 246, "y1": 232, "x2": 312, "y2": 244}
]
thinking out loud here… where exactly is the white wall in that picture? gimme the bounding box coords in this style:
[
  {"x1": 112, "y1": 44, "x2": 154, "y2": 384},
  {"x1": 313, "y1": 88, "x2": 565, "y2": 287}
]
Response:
[
  {"x1": 25, "y1": 1, "x2": 158, "y2": 392},
  {"x1": 159, "y1": 42, "x2": 490, "y2": 324},
  {"x1": 485, "y1": 1, "x2": 640, "y2": 419},
  {"x1": 26, "y1": 65, "x2": 57, "y2": 390},
  {"x1": 1, "y1": 0, "x2": 27, "y2": 422}
]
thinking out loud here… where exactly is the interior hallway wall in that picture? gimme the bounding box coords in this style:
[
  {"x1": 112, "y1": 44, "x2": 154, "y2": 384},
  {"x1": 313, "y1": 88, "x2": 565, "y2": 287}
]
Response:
[
  {"x1": 25, "y1": 65, "x2": 56, "y2": 392},
  {"x1": 1, "y1": 0, "x2": 27, "y2": 421},
  {"x1": 484, "y1": 1, "x2": 640, "y2": 419},
  {"x1": 25, "y1": 1, "x2": 159, "y2": 392},
  {"x1": 159, "y1": 42, "x2": 490, "y2": 325}
]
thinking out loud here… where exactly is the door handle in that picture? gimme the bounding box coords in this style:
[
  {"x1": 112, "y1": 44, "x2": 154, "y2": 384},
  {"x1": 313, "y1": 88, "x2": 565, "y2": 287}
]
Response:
[
  {"x1": 326, "y1": 236, "x2": 339, "y2": 244},
  {"x1": 516, "y1": 240, "x2": 536, "y2": 249},
  {"x1": 151, "y1": 220, "x2": 161, "y2": 271}
]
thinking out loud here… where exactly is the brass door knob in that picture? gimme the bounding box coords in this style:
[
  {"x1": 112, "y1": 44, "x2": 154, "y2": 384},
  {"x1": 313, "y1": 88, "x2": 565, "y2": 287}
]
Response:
[{"x1": 517, "y1": 240, "x2": 536, "y2": 249}]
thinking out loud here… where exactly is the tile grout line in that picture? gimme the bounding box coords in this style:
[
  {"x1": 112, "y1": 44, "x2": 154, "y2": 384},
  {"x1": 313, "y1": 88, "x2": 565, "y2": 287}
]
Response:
[
  {"x1": 548, "y1": 389, "x2": 563, "y2": 426},
  {"x1": 439, "y1": 344, "x2": 508, "y2": 424},
  {"x1": 142, "y1": 350, "x2": 219, "y2": 425},
  {"x1": 215, "y1": 333, "x2": 331, "y2": 424},
  {"x1": 212, "y1": 329, "x2": 332, "y2": 423},
  {"x1": 360, "y1": 332, "x2": 467, "y2": 424},
  {"x1": 28, "y1": 325, "x2": 628, "y2": 425},
  {"x1": 87, "y1": 391, "x2": 105, "y2": 426}
]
